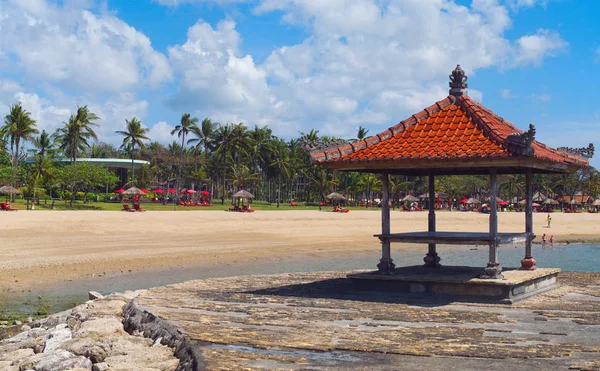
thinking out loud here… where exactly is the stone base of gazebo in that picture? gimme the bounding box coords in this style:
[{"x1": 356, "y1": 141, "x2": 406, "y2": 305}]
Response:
[{"x1": 348, "y1": 266, "x2": 560, "y2": 304}]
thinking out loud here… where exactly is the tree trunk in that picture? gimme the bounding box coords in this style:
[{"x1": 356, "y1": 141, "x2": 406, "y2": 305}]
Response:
[
  {"x1": 277, "y1": 174, "x2": 281, "y2": 208},
  {"x1": 131, "y1": 143, "x2": 135, "y2": 187}
]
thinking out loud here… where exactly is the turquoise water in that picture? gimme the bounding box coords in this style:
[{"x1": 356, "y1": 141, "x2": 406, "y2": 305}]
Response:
[{"x1": 2, "y1": 243, "x2": 598, "y2": 316}]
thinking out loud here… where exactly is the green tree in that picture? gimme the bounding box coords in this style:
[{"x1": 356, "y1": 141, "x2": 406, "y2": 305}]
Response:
[
  {"x1": 54, "y1": 106, "x2": 99, "y2": 164},
  {"x1": 56, "y1": 162, "x2": 118, "y2": 206},
  {"x1": 1, "y1": 103, "x2": 38, "y2": 187},
  {"x1": 115, "y1": 117, "x2": 149, "y2": 186},
  {"x1": 32, "y1": 130, "x2": 56, "y2": 158},
  {"x1": 171, "y1": 113, "x2": 199, "y2": 193}
]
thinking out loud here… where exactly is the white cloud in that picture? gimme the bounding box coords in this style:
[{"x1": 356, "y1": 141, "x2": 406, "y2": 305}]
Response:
[
  {"x1": 531, "y1": 93, "x2": 551, "y2": 102},
  {"x1": 499, "y1": 88, "x2": 513, "y2": 99},
  {"x1": 155, "y1": 0, "x2": 246, "y2": 5},
  {"x1": 506, "y1": 0, "x2": 548, "y2": 10},
  {"x1": 0, "y1": 0, "x2": 172, "y2": 93},
  {"x1": 513, "y1": 29, "x2": 567, "y2": 67},
  {"x1": 161, "y1": 1, "x2": 570, "y2": 137},
  {"x1": 147, "y1": 121, "x2": 177, "y2": 145}
]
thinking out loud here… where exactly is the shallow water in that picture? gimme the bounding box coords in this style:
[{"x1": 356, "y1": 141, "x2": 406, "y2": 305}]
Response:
[{"x1": 1, "y1": 243, "x2": 598, "y2": 316}]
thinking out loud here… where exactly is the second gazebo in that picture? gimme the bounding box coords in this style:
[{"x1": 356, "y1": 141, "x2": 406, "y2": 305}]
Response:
[{"x1": 305, "y1": 65, "x2": 592, "y2": 288}]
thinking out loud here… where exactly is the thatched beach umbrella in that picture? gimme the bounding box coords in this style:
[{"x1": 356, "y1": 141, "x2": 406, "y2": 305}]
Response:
[
  {"x1": 233, "y1": 190, "x2": 255, "y2": 199},
  {"x1": 570, "y1": 199, "x2": 582, "y2": 206},
  {"x1": 592, "y1": 199, "x2": 600, "y2": 206},
  {"x1": 122, "y1": 186, "x2": 146, "y2": 196},
  {"x1": 0, "y1": 185, "x2": 20, "y2": 202},
  {"x1": 326, "y1": 192, "x2": 346, "y2": 201},
  {"x1": 466, "y1": 197, "x2": 481, "y2": 204},
  {"x1": 401, "y1": 195, "x2": 419, "y2": 203},
  {"x1": 0, "y1": 185, "x2": 20, "y2": 195},
  {"x1": 543, "y1": 199, "x2": 559, "y2": 205}
]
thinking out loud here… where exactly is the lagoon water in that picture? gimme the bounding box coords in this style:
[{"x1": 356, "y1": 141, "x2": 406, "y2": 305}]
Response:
[{"x1": 2, "y1": 243, "x2": 598, "y2": 316}]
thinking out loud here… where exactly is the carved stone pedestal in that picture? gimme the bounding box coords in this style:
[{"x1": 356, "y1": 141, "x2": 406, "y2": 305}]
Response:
[
  {"x1": 377, "y1": 258, "x2": 396, "y2": 275},
  {"x1": 520, "y1": 257, "x2": 537, "y2": 271},
  {"x1": 423, "y1": 252, "x2": 441, "y2": 268},
  {"x1": 481, "y1": 262, "x2": 504, "y2": 279}
]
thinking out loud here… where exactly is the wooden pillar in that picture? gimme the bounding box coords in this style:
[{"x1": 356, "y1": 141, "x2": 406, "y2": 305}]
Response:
[
  {"x1": 521, "y1": 169, "x2": 537, "y2": 270},
  {"x1": 377, "y1": 171, "x2": 395, "y2": 274},
  {"x1": 424, "y1": 174, "x2": 441, "y2": 267},
  {"x1": 482, "y1": 169, "x2": 503, "y2": 279}
]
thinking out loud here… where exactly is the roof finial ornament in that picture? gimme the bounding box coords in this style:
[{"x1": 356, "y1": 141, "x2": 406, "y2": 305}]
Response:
[{"x1": 449, "y1": 64, "x2": 468, "y2": 96}]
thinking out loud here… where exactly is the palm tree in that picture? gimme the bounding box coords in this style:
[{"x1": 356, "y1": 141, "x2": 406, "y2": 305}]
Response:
[
  {"x1": 188, "y1": 118, "x2": 216, "y2": 162},
  {"x1": 171, "y1": 113, "x2": 199, "y2": 194},
  {"x1": 268, "y1": 140, "x2": 296, "y2": 207},
  {"x1": 351, "y1": 126, "x2": 369, "y2": 142},
  {"x1": 54, "y1": 106, "x2": 99, "y2": 165},
  {"x1": 1, "y1": 103, "x2": 38, "y2": 183},
  {"x1": 116, "y1": 117, "x2": 149, "y2": 186},
  {"x1": 32, "y1": 130, "x2": 56, "y2": 158}
]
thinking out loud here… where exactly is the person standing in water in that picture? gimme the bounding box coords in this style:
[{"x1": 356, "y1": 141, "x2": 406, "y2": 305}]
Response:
[
  {"x1": 549, "y1": 235, "x2": 555, "y2": 246},
  {"x1": 542, "y1": 233, "x2": 547, "y2": 248}
]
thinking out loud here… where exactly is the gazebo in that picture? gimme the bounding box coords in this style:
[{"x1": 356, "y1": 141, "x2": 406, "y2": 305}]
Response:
[{"x1": 305, "y1": 65, "x2": 592, "y2": 289}]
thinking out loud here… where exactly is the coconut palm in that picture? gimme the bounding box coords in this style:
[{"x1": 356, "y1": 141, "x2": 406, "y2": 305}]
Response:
[
  {"x1": 54, "y1": 106, "x2": 99, "y2": 165},
  {"x1": 188, "y1": 118, "x2": 216, "y2": 161},
  {"x1": 116, "y1": 117, "x2": 149, "y2": 186},
  {"x1": 32, "y1": 130, "x2": 56, "y2": 158},
  {"x1": 1, "y1": 103, "x2": 38, "y2": 181},
  {"x1": 171, "y1": 113, "x2": 199, "y2": 195},
  {"x1": 351, "y1": 126, "x2": 369, "y2": 142}
]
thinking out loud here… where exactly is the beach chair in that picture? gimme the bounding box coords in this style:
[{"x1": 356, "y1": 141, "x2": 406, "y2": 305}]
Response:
[
  {"x1": 122, "y1": 204, "x2": 134, "y2": 212},
  {"x1": 1, "y1": 202, "x2": 18, "y2": 211},
  {"x1": 133, "y1": 203, "x2": 146, "y2": 212}
]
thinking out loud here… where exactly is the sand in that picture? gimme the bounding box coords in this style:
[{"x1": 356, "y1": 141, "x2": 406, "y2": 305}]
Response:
[{"x1": 1, "y1": 209, "x2": 599, "y2": 292}]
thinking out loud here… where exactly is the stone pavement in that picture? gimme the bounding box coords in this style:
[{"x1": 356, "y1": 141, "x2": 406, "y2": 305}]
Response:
[{"x1": 124, "y1": 271, "x2": 600, "y2": 371}]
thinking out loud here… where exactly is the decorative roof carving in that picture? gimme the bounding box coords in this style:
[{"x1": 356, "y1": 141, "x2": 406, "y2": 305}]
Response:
[
  {"x1": 449, "y1": 65, "x2": 468, "y2": 96},
  {"x1": 557, "y1": 143, "x2": 595, "y2": 159},
  {"x1": 301, "y1": 138, "x2": 348, "y2": 154},
  {"x1": 506, "y1": 123, "x2": 536, "y2": 156}
]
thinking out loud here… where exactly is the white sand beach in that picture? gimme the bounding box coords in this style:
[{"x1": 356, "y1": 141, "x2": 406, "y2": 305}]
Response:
[{"x1": 1, "y1": 210, "x2": 598, "y2": 291}]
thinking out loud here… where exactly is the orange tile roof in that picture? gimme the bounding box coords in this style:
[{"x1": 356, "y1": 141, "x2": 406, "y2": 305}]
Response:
[{"x1": 311, "y1": 95, "x2": 588, "y2": 171}]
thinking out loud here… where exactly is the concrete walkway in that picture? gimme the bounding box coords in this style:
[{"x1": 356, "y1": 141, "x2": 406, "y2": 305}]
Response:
[{"x1": 123, "y1": 271, "x2": 600, "y2": 371}]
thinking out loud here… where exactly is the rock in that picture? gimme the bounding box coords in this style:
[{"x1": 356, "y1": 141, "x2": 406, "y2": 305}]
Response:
[
  {"x1": 1, "y1": 328, "x2": 48, "y2": 344},
  {"x1": 38, "y1": 309, "x2": 72, "y2": 329},
  {"x1": 20, "y1": 325, "x2": 31, "y2": 332},
  {"x1": 88, "y1": 291, "x2": 103, "y2": 300},
  {"x1": 0, "y1": 348, "x2": 34, "y2": 362},
  {"x1": 26, "y1": 317, "x2": 33, "y2": 324},
  {"x1": 60, "y1": 337, "x2": 109, "y2": 363},
  {"x1": 33, "y1": 349, "x2": 92, "y2": 371},
  {"x1": 0, "y1": 320, "x2": 8, "y2": 326},
  {"x1": 0, "y1": 360, "x2": 19, "y2": 371},
  {"x1": 13, "y1": 320, "x2": 22, "y2": 326},
  {"x1": 92, "y1": 363, "x2": 109, "y2": 371},
  {"x1": 13, "y1": 352, "x2": 44, "y2": 370},
  {"x1": 43, "y1": 324, "x2": 72, "y2": 353},
  {"x1": 0, "y1": 336, "x2": 45, "y2": 355},
  {"x1": 73, "y1": 318, "x2": 126, "y2": 338}
]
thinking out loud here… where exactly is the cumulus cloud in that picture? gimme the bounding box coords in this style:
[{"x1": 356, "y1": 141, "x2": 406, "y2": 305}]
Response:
[
  {"x1": 147, "y1": 121, "x2": 177, "y2": 145},
  {"x1": 0, "y1": 0, "x2": 172, "y2": 93},
  {"x1": 513, "y1": 29, "x2": 567, "y2": 67}
]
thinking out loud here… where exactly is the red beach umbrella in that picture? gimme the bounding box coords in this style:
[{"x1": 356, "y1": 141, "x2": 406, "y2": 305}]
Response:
[
  {"x1": 201, "y1": 191, "x2": 210, "y2": 196},
  {"x1": 168, "y1": 188, "x2": 177, "y2": 194},
  {"x1": 459, "y1": 198, "x2": 467, "y2": 204},
  {"x1": 186, "y1": 189, "x2": 197, "y2": 194},
  {"x1": 497, "y1": 201, "x2": 509, "y2": 206},
  {"x1": 180, "y1": 189, "x2": 187, "y2": 194},
  {"x1": 140, "y1": 188, "x2": 149, "y2": 194},
  {"x1": 114, "y1": 188, "x2": 125, "y2": 194},
  {"x1": 154, "y1": 189, "x2": 165, "y2": 194},
  {"x1": 532, "y1": 202, "x2": 541, "y2": 207}
]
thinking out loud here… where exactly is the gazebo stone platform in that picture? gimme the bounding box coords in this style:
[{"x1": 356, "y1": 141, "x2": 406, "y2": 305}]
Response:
[{"x1": 349, "y1": 266, "x2": 560, "y2": 304}]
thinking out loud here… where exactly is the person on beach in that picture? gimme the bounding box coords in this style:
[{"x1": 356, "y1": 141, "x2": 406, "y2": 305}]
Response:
[
  {"x1": 542, "y1": 233, "x2": 547, "y2": 248},
  {"x1": 549, "y1": 235, "x2": 555, "y2": 246},
  {"x1": 547, "y1": 213, "x2": 552, "y2": 228}
]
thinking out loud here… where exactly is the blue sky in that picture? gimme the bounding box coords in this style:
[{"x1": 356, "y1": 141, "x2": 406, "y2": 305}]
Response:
[{"x1": 1, "y1": 0, "x2": 599, "y2": 167}]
